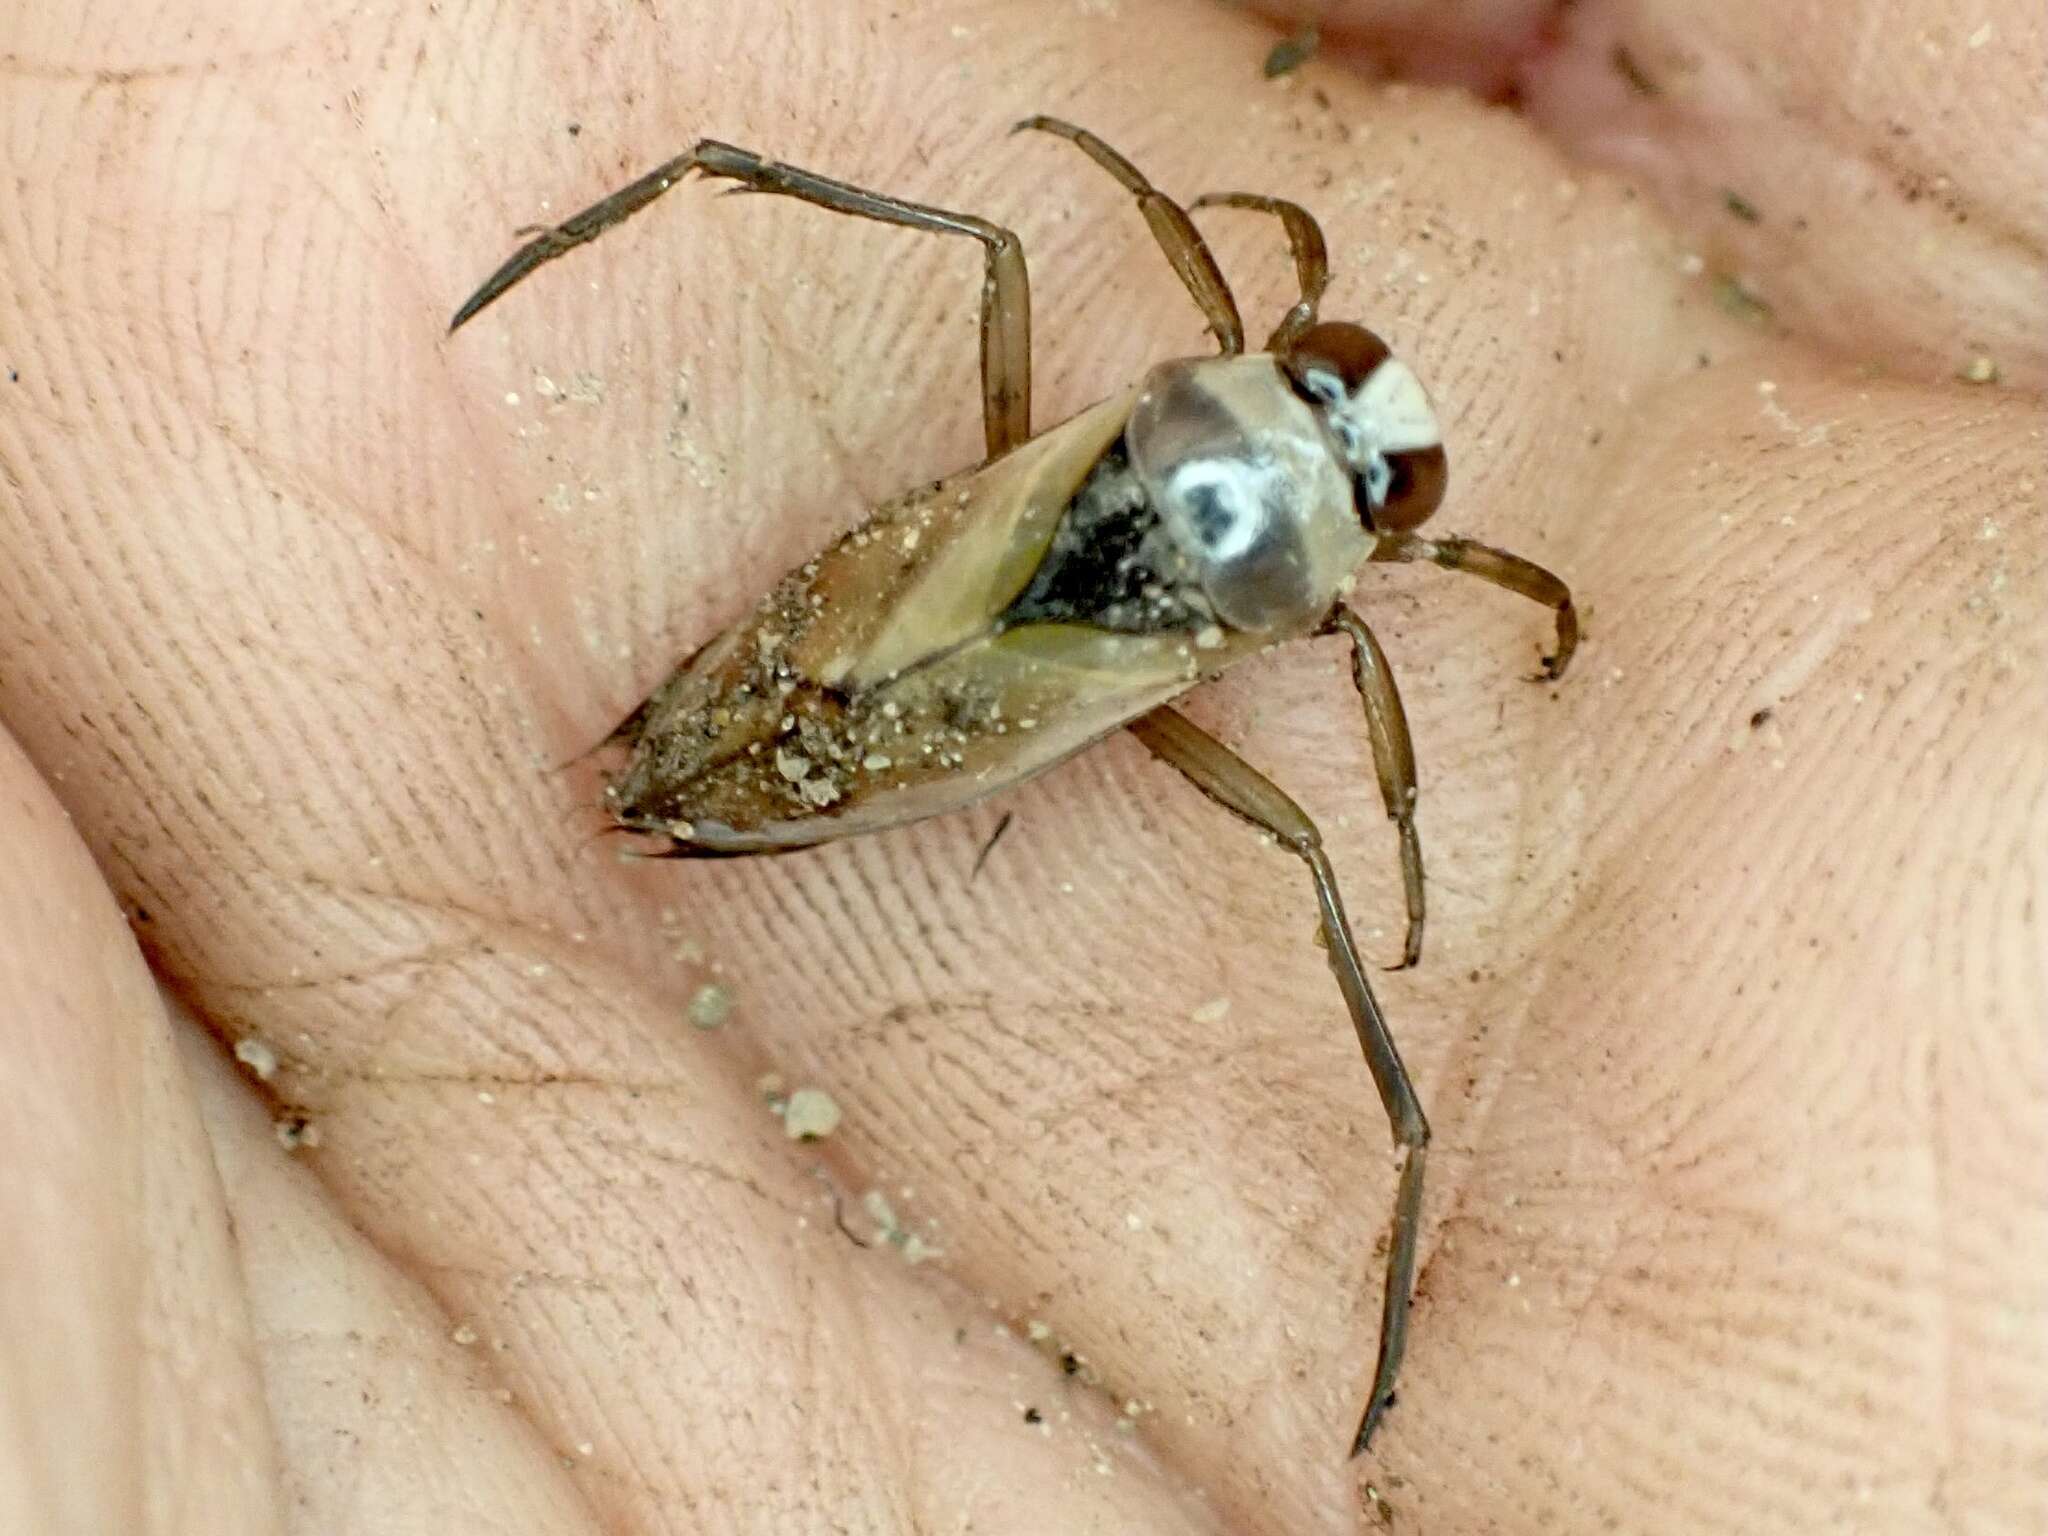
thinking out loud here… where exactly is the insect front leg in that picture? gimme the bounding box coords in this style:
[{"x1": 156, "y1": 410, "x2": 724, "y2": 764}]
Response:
[
  {"x1": 1190, "y1": 192, "x2": 1329, "y2": 351},
  {"x1": 1013, "y1": 115, "x2": 1245, "y2": 355},
  {"x1": 1374, "y1": 535, "x2": 1580, "y2": 680},
  {"x1": 450, "y1": 140, "x2": 1034, "y2": 458},
  {"x1": 1323, "y1": 606, "x2": 1425, "y2": 970},
  {"x1": 1125, "y1": 705, "x2": 1429, "y2": 1457}
]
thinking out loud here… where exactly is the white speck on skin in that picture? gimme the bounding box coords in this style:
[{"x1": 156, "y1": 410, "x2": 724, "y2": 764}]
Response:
[
  {"x1": 783, "y1": 1088, "x2": 843, "y2": 1140},
  {"x1": 689, "y1": 983, "x2": 733, "y2": 1029},
  {"x1": 234, "y1": 1037, "x2": 279, "y2": 1081},
  {"x1": 1191, "y1": 996, "x2": 1231, "y2": 1025}
]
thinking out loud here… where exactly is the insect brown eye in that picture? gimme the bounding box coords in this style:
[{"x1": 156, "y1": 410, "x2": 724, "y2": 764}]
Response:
[
  {"x1": 1376, "y1": 443, "x2": 1448, "y2": 533},
  {"x1": 1281, "y1": 321, "x2": 1393, "y2": 399}
]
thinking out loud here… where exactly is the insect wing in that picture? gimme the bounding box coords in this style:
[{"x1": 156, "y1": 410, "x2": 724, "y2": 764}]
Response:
[{"x1": 611, "y1": 390, "x2": 1242, "y2": 848}]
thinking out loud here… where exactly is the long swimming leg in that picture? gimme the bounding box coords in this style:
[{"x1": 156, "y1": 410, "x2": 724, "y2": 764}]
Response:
[
  {"x1": 1126, "y1": 705, "x2": 1430, "y2": 1455},
  {"x1": 449, "y1": 139, "x2": 1034, "y2": 458}
]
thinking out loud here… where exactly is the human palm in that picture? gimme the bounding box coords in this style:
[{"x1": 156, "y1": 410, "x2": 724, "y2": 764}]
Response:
[{"x1": 3, "y1": 1, "x2": 2041, "y2": 1532}]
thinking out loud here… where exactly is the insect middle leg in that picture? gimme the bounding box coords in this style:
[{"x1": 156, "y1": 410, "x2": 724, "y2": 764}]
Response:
[
  {"x1": 1375, "y1": 534, "x2": 1580, "y2": 680},
  {"x1": 1126, "y1": 705, "x2": 1429, "y2": 1457},
  {"x1": 1324, "y1": 605, "x2": 1425, "y2": 970},
  {"x1": 1190, "y1": 192, "x2": 1329, "y2": 350},
  {"x1": 1013, "y1": 116, "x2": 1245, "y2": 354},
  {"x1": 449, "y1": 141, "x2": 1034, "y2": 458}
]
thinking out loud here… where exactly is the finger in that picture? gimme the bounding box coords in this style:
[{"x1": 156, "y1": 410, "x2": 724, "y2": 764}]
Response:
[
  {"x1": 1263, "y1": 0, "x2": 2048, "y2": 385},
  {"x1": 176, "y1": 997, "x2": 604, "y2": 1536},
  {"x1": 0, "y1": 730, "x2": 280, "y2": 1536}
]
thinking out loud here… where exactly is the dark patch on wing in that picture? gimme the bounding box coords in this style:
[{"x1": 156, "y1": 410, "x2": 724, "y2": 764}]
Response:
[{"x1": 996, "y1": 440, "x2": 1211, "y2": 635}]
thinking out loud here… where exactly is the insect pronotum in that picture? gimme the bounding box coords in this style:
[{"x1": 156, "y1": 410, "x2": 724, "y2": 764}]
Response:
[{"x1": 451, "y1": 116, "x2": 1578, "y2": 1457}]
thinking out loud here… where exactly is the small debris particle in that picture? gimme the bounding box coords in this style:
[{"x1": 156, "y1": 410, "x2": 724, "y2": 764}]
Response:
[
  {"x1": 1364, "y1": 1480, "x2": 1396, "y2": 1525},
  {"x1": 1263, "y1": 23, "x2": 1319, "y2": 77},
  {"x1": 1966, "y1": 21, "x2": 1993, "y2": 47},
  {"x1": 451, "y1": 1323, "x2": 479, "y2": 1346},
  {"x1": 1749, "y1": 707, "x2": 1774, "y2": 729},
  {"x1": 774, "y1": 749, "x2": 811, "y2": 782},
  {"x1": 1722, "y1": 189, "x2": 1763, "y2": 223},
  {"x1": 972, "y1": 811, "x2": 1014, "y2": 879},
  {"x1": 782, "y1": 1087, "x2": 843, "y2": 1140},
  {"x1": 576, "y1": 1440, "x2": 595, "y2": 1458},
  {"x1": 1191, "y1": 996, "x2": 1231, "y2": 1026},
  {"x1": 234, "y1": 1036, "x2": 280, "y2": 1081},
  {"x1": 6, "y1": 368, "x2": 17, "y2": 383},
  {"x1": 1611, "y1": 42, "x2": 1659, "y2": 96},
  {"x1": 566, "y1": 121, "x2": 581, "y2": 136},
  {"x1": 1194, "y1": 624, "x2": 1225, "y2": 650},
  {"x1": 1958, "y1": 354, "x2": 2000, "y2": 385},
  {"x1": 863, "y1": 1189, "x2": 898, "y2": 1232},
  {"x1": 274, "y1": 1113, "x2": 320, "y2": 1151},
  {"x1": 688, "y1": 982, "x2": 733, "y2": 1029},
  {"x1": 1124, "y1": 1210, "x2": 1145, "y2": 1232},
  {"x1": 861, "y1": 752, "x2": 893, "y2": 771},
  {"x1": 799, "y1": 776, "x2": 842, "y2": 808},
  {"x1": 1060, "y1": 1349, "x2": 1082, "y2": 1376},
  {"x1": 757, "y1": 1071, "x2": 787, "y2": 1108},
  {"x1": 1713, "y1": 274, "x2": 1774, "y2": 322},
  {"x1": 1023, "y1": 1406, "x2": 1044, "y2": 1425},
  {"x1": 1026, "y1": 1319, "x2": 1053, "y2": 1343}
]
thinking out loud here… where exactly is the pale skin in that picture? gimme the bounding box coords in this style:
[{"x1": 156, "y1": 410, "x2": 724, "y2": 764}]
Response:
[{"x1": 1, "y1": 0, "x2": 2043, "y2": 1532}]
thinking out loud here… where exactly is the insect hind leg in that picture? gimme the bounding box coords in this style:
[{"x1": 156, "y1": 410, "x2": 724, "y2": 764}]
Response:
[
  {"x1": 1126, "y1": 705, "x2": 1429, "y2": 1457},
  {"x1": 450, "y1": 140, "x2": 1034, "y2": 459}
]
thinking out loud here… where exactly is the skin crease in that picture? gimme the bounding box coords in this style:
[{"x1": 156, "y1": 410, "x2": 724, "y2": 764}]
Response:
[{"x1": 0, "y1": 0, "x2": 2041, "y2": 1532}]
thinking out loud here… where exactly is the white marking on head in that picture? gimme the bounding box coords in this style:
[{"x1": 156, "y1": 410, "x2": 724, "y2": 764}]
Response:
[{"x1": 1346, "y1": 357, "x2": 1441, "y2": 456}]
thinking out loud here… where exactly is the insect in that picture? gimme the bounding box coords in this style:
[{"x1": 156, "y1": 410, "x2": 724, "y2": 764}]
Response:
[{"x1": 451, "y1": 117, "x2": 1577, "y2": 1456}]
